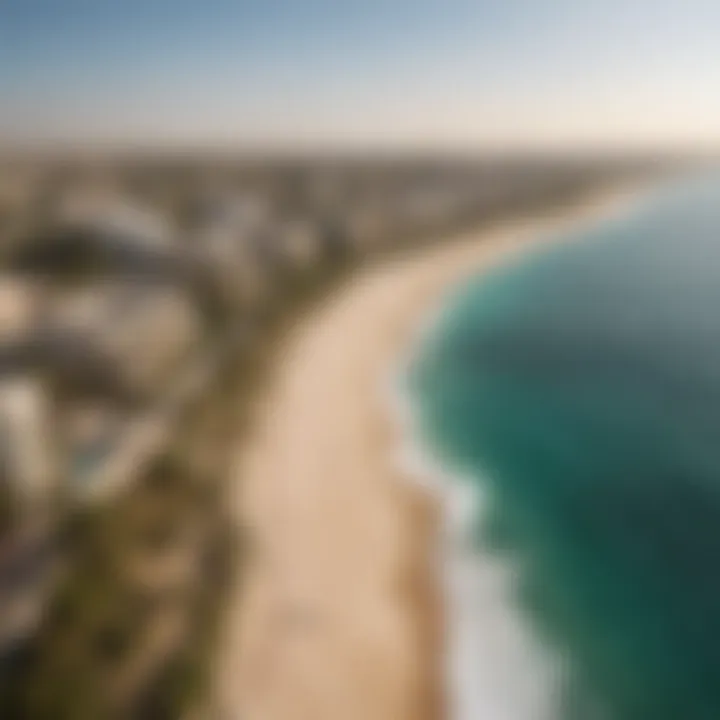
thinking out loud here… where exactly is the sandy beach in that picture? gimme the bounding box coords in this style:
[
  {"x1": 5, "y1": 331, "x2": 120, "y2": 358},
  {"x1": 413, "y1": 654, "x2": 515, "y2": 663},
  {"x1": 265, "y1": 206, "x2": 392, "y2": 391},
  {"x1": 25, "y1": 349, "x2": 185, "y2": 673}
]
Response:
[{"x1": 212, "y1": 187, "x2": 646, "y2": 720}]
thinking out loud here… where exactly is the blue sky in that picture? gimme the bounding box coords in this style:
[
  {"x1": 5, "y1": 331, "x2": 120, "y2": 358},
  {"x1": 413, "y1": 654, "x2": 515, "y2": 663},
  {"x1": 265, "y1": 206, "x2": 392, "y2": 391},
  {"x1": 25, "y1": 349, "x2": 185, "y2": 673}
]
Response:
[{"x1": 1, "y1": 0, "x2": 719, "y2": 149}]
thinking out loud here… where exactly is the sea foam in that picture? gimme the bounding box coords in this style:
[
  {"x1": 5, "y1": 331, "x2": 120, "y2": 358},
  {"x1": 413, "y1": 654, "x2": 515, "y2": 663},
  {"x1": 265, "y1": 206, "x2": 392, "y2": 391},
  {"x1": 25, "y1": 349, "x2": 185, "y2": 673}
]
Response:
[{"x1": 384, "y1": 284, "x2": 562, "y2": 720}]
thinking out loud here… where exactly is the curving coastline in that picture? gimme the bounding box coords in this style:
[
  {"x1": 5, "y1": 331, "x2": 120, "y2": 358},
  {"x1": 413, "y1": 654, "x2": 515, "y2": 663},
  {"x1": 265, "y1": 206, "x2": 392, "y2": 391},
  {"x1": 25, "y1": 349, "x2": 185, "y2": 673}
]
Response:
[
  {"x1": 212, "y1": 183, "x2": 652, "y2": 720},
  {"x1": 387, "y1": 184, "x2": 658, "y2": 720}
]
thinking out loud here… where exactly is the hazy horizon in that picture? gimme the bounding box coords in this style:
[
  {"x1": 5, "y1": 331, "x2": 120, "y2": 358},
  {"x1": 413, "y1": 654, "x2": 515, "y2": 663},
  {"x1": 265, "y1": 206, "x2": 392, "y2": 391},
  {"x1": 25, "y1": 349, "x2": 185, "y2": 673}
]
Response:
[{"x1": 2, "y1": 0, "x2": 720, "y2": 152}]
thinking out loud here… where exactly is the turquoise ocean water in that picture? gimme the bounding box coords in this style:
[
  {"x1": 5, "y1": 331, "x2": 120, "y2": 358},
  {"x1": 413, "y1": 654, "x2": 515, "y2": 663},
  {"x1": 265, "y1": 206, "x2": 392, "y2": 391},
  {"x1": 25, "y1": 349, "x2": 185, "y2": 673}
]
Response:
[{"x1": 407, "y1": 172, "x2": 720, "y2": 720}]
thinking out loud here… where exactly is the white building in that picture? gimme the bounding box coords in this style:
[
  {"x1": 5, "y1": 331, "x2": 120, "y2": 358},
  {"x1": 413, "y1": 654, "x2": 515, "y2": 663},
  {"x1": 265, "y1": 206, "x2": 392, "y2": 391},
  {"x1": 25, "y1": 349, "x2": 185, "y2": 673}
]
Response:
[
  {"x1": 0, "y1": 375, "x2": 55, "y2": 512},
  {"x1": 0, "y1": 277, "x2": 56, "y2": 518},
  {"x1": 56, "y1": 191, "x2": 174, "y2": 251}
]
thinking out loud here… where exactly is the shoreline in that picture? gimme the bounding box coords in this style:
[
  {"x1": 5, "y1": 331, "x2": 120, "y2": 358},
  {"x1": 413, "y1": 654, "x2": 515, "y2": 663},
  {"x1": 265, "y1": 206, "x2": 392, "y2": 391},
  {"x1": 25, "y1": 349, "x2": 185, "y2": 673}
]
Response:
[
  {"x1": 211, "y1": 181, "x2": 655, "y2": 719},
  {"x1": 386, "y1": 186, "x2": 655, "y2": 720}
]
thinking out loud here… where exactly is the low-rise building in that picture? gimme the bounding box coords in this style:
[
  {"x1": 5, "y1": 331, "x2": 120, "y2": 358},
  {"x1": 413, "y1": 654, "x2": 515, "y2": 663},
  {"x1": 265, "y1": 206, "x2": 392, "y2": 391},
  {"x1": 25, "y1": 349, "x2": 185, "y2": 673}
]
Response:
[
  {"x1": 0, "y1": 277, "x2": 55, "y2": 519},
  {"x1": 271, "y1": 217, "x2": 323, "y2": 273},
  {"x1": 55, "y1": 191, "x2": 174, "y2": 251},
  {"x1": 50, "y1": 280, "x2": 202, "y2": 400},
  {"x1": 0, "y1": 277, "x2": 44, "y2": 346},
  {"x1": 0, "y1": 375, "x2": 55, "y2": 516}
]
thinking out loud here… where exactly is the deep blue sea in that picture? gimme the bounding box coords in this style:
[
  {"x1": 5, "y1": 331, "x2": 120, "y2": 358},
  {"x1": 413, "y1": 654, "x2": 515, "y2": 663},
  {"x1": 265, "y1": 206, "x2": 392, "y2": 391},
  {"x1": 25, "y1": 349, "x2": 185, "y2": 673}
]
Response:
[{"x1": 407, "y1": 172, "x2": 720, "y2": 720}]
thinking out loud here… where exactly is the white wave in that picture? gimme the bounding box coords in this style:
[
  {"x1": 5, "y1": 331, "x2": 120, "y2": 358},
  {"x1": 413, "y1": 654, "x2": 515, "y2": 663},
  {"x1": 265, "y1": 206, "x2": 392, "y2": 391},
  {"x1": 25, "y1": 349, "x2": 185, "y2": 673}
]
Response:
[{"x1": 383, "y1": 291, "x2": 563, "y2": 720}]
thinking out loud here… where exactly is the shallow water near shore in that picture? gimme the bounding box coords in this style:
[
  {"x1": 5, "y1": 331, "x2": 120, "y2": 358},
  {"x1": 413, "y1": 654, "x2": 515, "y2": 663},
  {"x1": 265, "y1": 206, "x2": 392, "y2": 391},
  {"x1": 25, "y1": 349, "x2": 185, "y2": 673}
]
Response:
[{"x1": 406, "y1": 171, "x2": 720, "y2": 720}]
